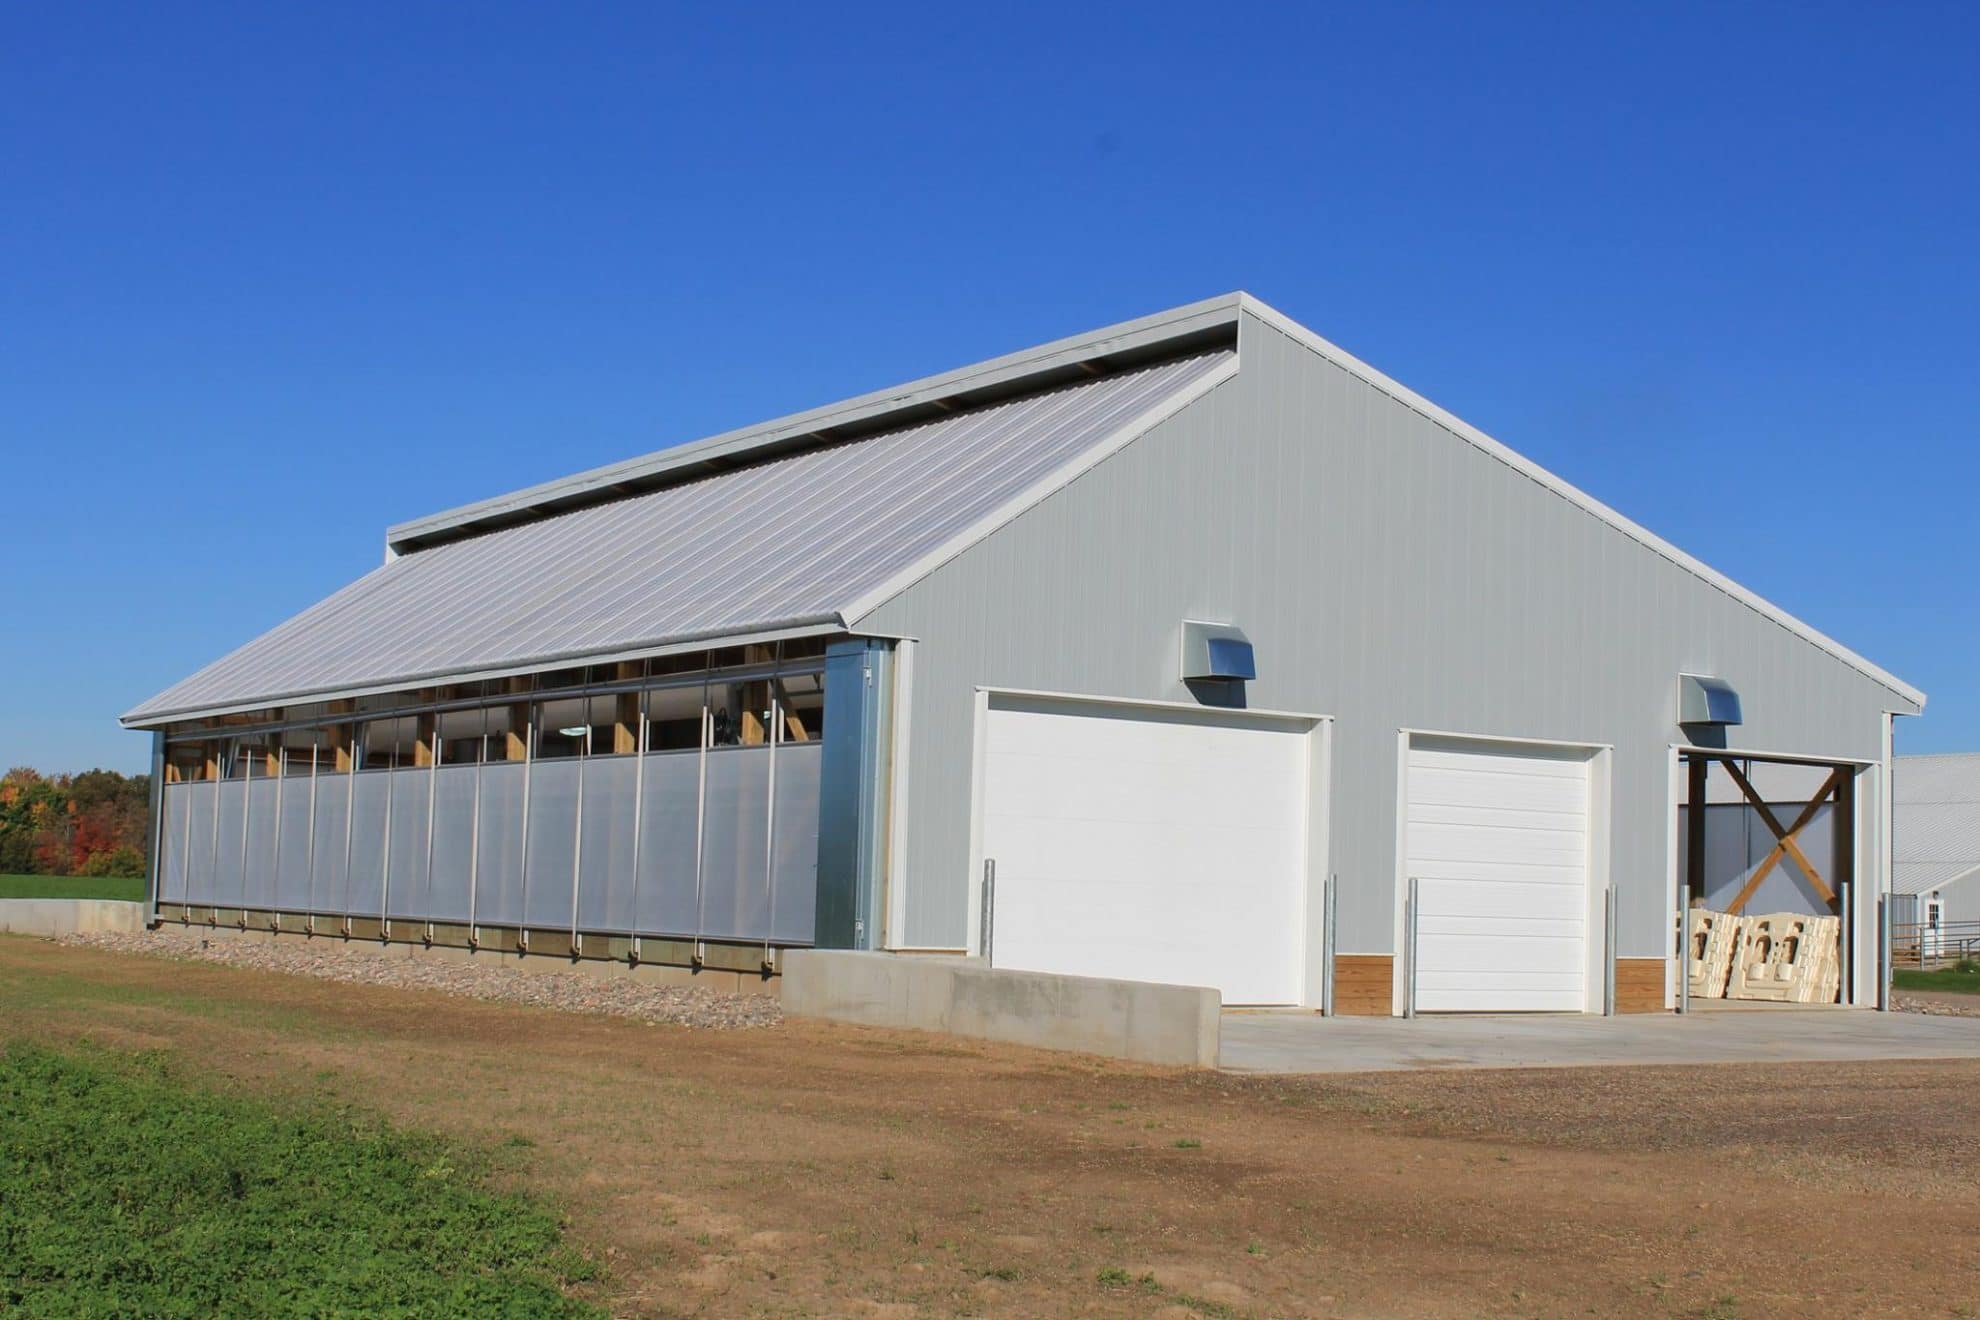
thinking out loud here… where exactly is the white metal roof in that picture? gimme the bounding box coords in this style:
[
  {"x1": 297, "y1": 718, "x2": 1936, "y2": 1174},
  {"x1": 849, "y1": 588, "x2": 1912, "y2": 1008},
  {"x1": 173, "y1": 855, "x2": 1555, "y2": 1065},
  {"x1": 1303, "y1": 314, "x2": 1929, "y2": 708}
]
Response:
[
  {"x1": 125, "y1": 348, "x2": 1235, "y2": 725},
  {"x1": 1893, "y1": 754, "x2": 1980, "y2": 895},
  {"x1": 386, "y1": 294, "x2": 1246, "y2": 553}
]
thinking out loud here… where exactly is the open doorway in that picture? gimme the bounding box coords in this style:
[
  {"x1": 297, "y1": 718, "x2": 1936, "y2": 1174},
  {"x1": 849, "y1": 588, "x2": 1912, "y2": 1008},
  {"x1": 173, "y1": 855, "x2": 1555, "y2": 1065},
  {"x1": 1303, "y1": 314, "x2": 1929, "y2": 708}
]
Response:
[{"x1": 1678, "y1": 752, "x2": 1857, "y2": 1006}]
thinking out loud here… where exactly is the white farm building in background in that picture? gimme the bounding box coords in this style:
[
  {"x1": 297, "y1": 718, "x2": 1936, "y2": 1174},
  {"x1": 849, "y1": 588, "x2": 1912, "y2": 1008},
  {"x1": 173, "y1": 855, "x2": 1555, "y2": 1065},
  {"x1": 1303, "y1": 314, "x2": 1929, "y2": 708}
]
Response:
[
  {"x1": 1892, "y1": 754, "x2": 1980, "y2": 953},
  {"x1": 126, "y1": 294, "x2": 1924, "y2": 1014}
]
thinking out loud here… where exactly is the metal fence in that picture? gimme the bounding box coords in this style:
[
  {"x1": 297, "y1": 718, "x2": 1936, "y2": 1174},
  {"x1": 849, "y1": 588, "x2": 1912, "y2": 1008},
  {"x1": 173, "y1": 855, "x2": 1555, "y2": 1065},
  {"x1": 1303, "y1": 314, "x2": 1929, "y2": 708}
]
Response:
[{"x1": 1891, "y1": 918, "x2": 1980, "y2": 969}]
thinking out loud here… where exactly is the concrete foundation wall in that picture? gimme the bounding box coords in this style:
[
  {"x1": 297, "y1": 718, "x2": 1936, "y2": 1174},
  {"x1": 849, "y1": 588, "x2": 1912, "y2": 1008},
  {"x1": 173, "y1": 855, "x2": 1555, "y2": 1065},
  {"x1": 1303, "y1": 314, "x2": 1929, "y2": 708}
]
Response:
[
  {"x1": 0, "y1": 899, "x2": 147, "y2": 938},
  {"x1": 782, "y1": 949, "x2": 1220, "y2": 1067}
]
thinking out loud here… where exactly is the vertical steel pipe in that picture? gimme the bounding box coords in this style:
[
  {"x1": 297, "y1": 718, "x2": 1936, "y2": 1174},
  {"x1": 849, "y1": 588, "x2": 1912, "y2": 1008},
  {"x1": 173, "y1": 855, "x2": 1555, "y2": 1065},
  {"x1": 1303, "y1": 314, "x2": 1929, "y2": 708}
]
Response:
[
  {"x1": 517, "y1": 718, "x2": 534, "y2": 952},
  {"x1": 341, "y1": 735, "x2": 357, "y2": 936},
  {"x1": 467, "y1": 717, "x2": 484, "y2": 947},
  {"x1": 1321, "y1": 872, "x2": 1337, "y2": 1016},
  {"x1": 1677, "y1": 907, "x2": 1691, "y2": 1016},
  {"x1": 979, "y1": 858, "x2": 996, "y2": 964},
  {"x1": 569, "y1": 718, "x2": 586, "y2": 950},
  {"x1": 239, "y1": 742, "x2": 254, "y2": 923},
  {"x1": 626, "y1": 700, "x2": 647, "y2": 961},
  {"x1": 304, "y1": 746, "x2": 318, "y2": 934},
  {"x1": 1879, "y1": 894, "x2": 1894, "y2": 1012},
  {"x1": 1401, "y1": 878, "x2": 1417, "y2": 1021},
  {"x1": 424, "y1": 727, "x2": 441, "y2": 943},
  {"x1": 1603, "y1": 886, "x2": 1617, "y2": 1016}
]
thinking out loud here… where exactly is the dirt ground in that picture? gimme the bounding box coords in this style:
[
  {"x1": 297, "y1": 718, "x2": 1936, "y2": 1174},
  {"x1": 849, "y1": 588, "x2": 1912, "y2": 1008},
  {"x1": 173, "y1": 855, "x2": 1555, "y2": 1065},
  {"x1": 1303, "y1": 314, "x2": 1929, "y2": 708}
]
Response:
[{"x1": 5, "y1": 935, "x2": 1978, "y2": 1319}]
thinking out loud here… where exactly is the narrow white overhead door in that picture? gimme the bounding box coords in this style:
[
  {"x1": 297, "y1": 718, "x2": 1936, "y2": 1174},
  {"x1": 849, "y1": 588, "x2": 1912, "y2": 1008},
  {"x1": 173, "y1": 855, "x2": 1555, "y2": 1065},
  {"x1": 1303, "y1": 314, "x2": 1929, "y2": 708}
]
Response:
[
  {"x1": 980, "y1": 699, "x2": 1310, "y2": 1005},
  {"x1": 1406, "y1": 739, "x2": 1592, "y2": 1012}
]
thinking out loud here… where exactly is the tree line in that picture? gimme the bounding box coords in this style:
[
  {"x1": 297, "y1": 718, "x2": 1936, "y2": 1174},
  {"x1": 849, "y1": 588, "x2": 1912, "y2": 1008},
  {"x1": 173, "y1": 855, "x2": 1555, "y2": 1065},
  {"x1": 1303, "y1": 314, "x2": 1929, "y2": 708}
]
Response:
[{"x1": 0, "y1": 768, "x2": 149, "y2": 878}]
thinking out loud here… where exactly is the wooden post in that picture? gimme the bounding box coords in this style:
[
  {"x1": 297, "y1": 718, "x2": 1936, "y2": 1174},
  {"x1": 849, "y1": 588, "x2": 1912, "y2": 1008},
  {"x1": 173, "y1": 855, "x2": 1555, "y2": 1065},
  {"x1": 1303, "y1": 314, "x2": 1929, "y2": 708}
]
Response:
[
  {"x1": 614, "y1": 661, "x2": 641, "y2": 754},
  {"x1": 413, "y1": 712, "x2": 437, "y2": 767},
  {"x1": 741, "y1": 682, "x2": 769, "y2": 746},
  {"x1": 326, "y1": 701, "x2": 355, "y2": 772},
  {"x1": 1834, "y1": 766, "x2": 1855, "y2": 919},
  {"x1": 505, "y1": 676, "x2": 530, "y2": 762},
  {"x1": 1686, "y1": 755, "x2": 1708, "y2": 905}
]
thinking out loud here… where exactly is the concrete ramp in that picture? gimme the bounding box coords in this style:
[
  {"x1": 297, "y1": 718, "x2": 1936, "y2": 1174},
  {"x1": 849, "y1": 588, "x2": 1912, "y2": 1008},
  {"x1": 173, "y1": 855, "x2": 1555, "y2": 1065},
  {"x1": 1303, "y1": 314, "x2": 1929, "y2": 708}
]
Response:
[
  {"x1": 781, "y1": 950, "x2": 1220, "y2": 1067},
  {"x1": 0, "y1": 899, "x2": 146, "y2": 938}
]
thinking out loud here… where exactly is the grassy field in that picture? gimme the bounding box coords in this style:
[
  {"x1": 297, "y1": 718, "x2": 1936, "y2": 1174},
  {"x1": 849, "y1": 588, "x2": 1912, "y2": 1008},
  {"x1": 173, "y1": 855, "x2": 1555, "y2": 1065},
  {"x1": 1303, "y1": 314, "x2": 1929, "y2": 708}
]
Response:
[
  {"x1": 0, "y1": 873, "x2": 144, "y2": 903},
  {"x1": 6, "y1": 935, "x2": 1980, "y2": 1316},
  {"x1": 0, "y1": 1040, "x2": 598, "y2": 1315},
  {"x1": 1894, "y1": 961, "x2": 1980, "y2": 995}
]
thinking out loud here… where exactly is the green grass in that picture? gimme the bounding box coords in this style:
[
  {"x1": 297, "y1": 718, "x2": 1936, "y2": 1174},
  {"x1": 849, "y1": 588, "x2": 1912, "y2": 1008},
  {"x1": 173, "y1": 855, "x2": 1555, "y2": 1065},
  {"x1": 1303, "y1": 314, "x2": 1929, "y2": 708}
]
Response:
[
  {"x1": 1894, "y1": 961, "x2": 1980, "y2": 995},
  {"x1": 0, "y1": 873, "x2": 145, "y2": 903},
  {"x1": 0, "y1": 1040, "x2": 599, "y2": 1316}
]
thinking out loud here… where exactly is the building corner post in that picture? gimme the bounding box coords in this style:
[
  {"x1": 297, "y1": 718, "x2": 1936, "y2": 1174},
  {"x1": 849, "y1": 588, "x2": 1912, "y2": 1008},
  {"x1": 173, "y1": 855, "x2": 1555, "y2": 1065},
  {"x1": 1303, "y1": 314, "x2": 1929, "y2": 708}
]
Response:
[
  {"x1": 145, "y1": 730, "x2": 166, "y2": 927},
  {"x1": 814, "y1": 639, "x2": 893, "y2": 950}
]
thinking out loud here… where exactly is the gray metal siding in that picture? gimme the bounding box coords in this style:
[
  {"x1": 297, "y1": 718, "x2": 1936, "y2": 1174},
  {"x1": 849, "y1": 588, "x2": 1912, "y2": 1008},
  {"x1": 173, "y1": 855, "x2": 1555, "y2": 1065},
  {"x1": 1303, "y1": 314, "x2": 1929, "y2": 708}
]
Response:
[
  {"x1": 128, "y1": 351, "x2": 1233, "y2": 725},
  {"x1": 859, "y1": 311, "x2": 1903, "y2": 964}
]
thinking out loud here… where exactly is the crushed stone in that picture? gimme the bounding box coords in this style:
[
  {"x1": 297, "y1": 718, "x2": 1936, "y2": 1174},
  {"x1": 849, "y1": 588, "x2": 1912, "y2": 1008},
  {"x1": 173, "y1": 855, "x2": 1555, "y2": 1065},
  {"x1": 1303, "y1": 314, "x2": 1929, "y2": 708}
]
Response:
[{"x1": 60, "y1": 927, "x2": 783, "y2": 1030}]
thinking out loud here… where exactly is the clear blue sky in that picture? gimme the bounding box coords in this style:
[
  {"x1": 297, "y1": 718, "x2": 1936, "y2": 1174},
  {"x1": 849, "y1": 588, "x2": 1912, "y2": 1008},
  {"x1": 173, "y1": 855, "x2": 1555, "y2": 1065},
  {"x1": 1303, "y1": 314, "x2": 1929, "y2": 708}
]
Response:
[{"x1": 4, "y1": 3, "x2": 1974, "y2": 775}]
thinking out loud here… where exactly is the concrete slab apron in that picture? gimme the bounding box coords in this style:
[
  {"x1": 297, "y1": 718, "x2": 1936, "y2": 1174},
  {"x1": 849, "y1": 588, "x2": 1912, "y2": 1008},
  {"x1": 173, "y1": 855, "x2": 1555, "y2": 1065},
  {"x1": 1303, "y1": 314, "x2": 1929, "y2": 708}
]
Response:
[{"x1": 1218, "y1": 1009, "x2": 1980, "y2": 1074}]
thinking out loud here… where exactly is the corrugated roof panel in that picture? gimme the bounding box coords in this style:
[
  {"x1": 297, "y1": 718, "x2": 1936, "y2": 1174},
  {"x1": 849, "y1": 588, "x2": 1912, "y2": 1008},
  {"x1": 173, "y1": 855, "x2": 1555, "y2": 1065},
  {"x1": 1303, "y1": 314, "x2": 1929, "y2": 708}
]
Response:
[
  {"x1": 1893, "y1": 754, "x2": 1980, "y2": 893},
  {"x1": 1895, "y1": 861, "x2": 1979, "y2": 896},
  {"x1": 126, "y1": 350, "x2": 1234, "y2": 724}
]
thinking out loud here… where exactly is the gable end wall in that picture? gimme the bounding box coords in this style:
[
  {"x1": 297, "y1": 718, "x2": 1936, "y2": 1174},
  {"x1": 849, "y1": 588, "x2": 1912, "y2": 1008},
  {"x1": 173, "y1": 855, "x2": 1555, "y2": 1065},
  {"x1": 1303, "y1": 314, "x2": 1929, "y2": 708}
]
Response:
[{"x1": 856, "y1": 310, "x2": 1906, "y2": 963}]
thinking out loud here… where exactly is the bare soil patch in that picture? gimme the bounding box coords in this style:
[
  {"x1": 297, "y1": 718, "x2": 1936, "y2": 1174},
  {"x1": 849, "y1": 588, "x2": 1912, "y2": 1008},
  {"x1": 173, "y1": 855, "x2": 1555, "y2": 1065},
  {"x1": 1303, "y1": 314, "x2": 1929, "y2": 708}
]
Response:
[{"x1": 6, "y1": 934, "x2": 1978, "y2": 1318}]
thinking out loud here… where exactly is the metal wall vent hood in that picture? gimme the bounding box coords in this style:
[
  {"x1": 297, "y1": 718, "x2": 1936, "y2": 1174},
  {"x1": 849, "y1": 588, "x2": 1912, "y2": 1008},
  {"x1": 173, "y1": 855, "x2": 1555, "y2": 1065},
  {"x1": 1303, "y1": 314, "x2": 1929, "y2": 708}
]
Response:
[
  {"x1": 1182, "y1": 621, "x2": 1256, "y2": 682},
  {"x1": 1678, "y1": 674, "x2": 1743, "y2": 725}
]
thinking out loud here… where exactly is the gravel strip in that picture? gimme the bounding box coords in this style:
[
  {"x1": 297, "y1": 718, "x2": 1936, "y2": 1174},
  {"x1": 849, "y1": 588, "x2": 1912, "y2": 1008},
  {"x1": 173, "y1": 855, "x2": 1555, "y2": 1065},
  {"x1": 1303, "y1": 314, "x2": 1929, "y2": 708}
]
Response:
[
  {"x1": 1895, "y1": 991, "x2": 1980, "y2": 1018},
  {"x1": 60, "y1": 928, "x2": 783, "y2": 1030}
]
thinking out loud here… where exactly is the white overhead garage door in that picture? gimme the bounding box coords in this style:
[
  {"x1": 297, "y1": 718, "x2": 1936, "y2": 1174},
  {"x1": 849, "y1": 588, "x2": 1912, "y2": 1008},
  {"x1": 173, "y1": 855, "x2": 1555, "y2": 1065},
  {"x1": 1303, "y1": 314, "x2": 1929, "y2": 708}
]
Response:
[
  {"x1": 979, "y1": 697, "x2": 1314, "y2": 1005},
  {"x1": 1405, "y1": 738, "x2": 1594, "y2": 1012}
]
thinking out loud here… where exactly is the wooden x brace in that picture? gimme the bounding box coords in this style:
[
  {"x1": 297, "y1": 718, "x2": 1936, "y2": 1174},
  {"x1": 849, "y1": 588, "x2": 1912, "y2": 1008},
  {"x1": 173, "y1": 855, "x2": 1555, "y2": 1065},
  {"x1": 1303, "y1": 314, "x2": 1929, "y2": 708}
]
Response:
[{"x1": 1720, "y1": 762, "x2": 1844, "y2": 914}]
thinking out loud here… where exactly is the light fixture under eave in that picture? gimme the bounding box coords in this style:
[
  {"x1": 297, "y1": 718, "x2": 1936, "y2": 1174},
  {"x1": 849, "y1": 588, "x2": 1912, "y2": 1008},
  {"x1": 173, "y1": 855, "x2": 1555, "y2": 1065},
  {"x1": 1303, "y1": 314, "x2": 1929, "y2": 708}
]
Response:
[
  {"x1": 1677, "y1": 674, "x2": 1742, "y2": 726},
  {"x1": 557, "y1": 726, "x2": 589, "y2": 738}
]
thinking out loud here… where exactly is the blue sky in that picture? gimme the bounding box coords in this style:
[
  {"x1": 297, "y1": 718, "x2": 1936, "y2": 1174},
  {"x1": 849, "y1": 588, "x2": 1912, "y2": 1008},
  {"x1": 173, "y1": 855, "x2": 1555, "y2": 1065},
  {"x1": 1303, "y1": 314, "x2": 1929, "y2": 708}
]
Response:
[{"x1": 3, "y1": 3, "x2": 1974, "y2": 774}]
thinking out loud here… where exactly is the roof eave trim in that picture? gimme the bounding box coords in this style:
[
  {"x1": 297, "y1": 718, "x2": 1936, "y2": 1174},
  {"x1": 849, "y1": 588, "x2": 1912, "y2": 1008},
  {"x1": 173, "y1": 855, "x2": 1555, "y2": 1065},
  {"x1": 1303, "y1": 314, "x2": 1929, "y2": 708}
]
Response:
[
  {"x1": 1895, "y1": 860, "x2": 1980, "y2": 896},
  {"x1": 837, "y1": 351, "x2": 1241, "y2": 627},
  {"x1": 1232, "y1": 294, "x2": 1928, "y2": 711},
  {"x1": 387, "y1": 293, "x2": 1249, "y2": 554},
  {"x1": 119, "y1": 615, "x2": 847, "y2": 731}
]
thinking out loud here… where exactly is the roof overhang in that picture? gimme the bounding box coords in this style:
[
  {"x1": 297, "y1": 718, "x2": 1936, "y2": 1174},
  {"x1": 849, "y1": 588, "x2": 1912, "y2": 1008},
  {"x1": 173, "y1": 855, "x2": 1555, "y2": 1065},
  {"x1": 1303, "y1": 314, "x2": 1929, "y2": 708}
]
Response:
[{"x1": 121, "y1": 617, "x2": 847, "y2": 730}]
